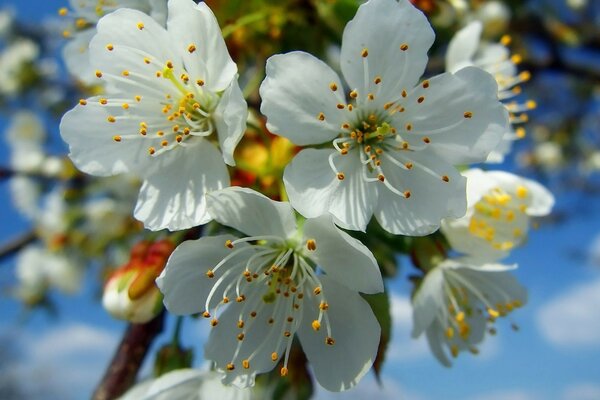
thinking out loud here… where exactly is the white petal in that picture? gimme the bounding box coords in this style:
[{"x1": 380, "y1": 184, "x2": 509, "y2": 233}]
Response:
[
  {"x1": 156, "y1": 234, "x2": 244, "y2": 315},
  {"x1": 303, "y1": 215, "x2": 383, "y2": 294},
  {"x1": 60, "y1": 96, "x2": 157, "y2": 176},
  {"x1": 207, "y1": 187, "x2": 296, "y2": 238},
  {"x1": 486, "y1": 170, "x2": 554, "y2": 216},
  {"x1": 297, "y1": 276, "x2": 380, "y2": 392},
  {"x1": 204, "y1": 298, "x2": 288, "y2": 387},
  {"x1": 134, "y1": 139, "x2": 229, "y2": 231},
  {"x1": 283, "y1": 148, "x2": 339, "y2": 220},
  {"x1": 411, "y1": 267, "x2": 444, "y2": 338},
  {"x1": 425, "y1": 322, "x2": 452, "y2": 367},
  {"x1": 399, "y1": 66, "x2": 508, "y2": 165},
  {"x1": 445, "y1": 21, "x2": 482, "y2": 73},
  {"x1": 375, "y1": 150, "x2": 467, "y2": 236},
  {"x1": 167, "y1": 0, "x2": 237, "y2": 92},
  {"x1": 214, "y1": 79, "x2": 248, "y2": 166},
  {"x1": 62, "y1": 29, "x2": 97, "y2": 84},
  {"x1": 260, "y1": 52, "x2": 346, "y2": 146},
  {"x1": 340, "y1": 0, "x2": 434, "y2": 101}
]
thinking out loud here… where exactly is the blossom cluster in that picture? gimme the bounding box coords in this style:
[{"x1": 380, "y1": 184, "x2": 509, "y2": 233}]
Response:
[{"x1": 3, "y1": 0, "x2": 557, "y2": 397}]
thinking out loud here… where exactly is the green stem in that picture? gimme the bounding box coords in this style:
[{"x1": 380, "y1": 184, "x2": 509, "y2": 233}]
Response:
[{"x1": 171, "y1": 316, "x2": 184, "y2": 347}]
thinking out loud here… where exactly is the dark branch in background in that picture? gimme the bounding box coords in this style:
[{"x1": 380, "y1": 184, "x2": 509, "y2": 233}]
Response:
[
  {"x1": 0, "y1": 231, "x2": 36, "y2": 263},
  {"x1": 92, "y1": 311, "x2": 165, "y2": 400}
]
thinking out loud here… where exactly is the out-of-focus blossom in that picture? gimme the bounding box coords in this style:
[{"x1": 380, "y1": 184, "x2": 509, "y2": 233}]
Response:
[
  {"x1": 261, "y1": 0, "x2": 507, "y2": 234},
  {"x1": 441, "y1": 169, "x2": 554, "y2": 261},
  {"x1": 60, "y1": 0, "x2": 247, "y2": 231},
  {"x1": 412, "y1": 257, "x2": 527, "y2": 366},
  {"x1": 13, "y1": 245, "x2": 83, "y2": 305},
  {"x1": 103, "y1": 239, "x2": 175, "y2": 323},
  {"x1": 0, "y1": 39, "x2": 39, "y2": 96}
]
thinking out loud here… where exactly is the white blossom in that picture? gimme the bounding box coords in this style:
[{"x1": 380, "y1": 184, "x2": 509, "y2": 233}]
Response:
[
  {"x1": 60, "y1": 0, "x2": 247, "y2": 231},
  {"x1": 0, "y1": 39, "x2": 39, "y2": 96},
  {"x1": 260, "y1": 0, "x2": 508, "y2": 234},
  {"x1": 441, "y1": 168, "x2": 554, "y2": 261},
  {"x1": 157, "y1": 187, "x2": 383, "y2": 391},
  {"x1": 412, "y1": 257, "x2": 527, "y2": 366}
]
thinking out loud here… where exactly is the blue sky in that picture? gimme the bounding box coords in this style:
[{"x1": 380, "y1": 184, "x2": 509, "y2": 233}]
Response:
[{"x1": 1, "y1": 1, "x2": 600, "y2": 399}]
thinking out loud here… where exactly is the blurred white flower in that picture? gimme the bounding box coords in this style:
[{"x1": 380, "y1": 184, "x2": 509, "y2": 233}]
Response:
[
  {"x1": 412, "y1": 257, "x2": 527, "y2": 366},
  {"x1": 158, "y1": 187, "x2": 382, "y2": 391},
  {"x1": 119, "y1": 369, "x2": 252, "y2": 400},
  {"x1": 0, "y1": 39, "x2": 39, "y2": 96},
  {"x1": 260, "y1": 0, "x2": 508, "y2": 234},
  {"x1": 5, "y1": 111, "x2": 46, "y2": 173},
  {"x1": 61, "y1": 0, "x2": 167, "y2": 84},
  {"x1": 9, "y1": 176, "x2": 41, "y2": 219},
  {"x1": 0, "y1": 8, "x2": 14, "y2": 38},
  {"x1": 60, "y1": 0, "x2": 247, "y2": 231},
  {"x1": 534, "y1": 141, "x2": 564, "y2": 169},
  {"x1": 14, "y1": 245, "x2": 83, "y2": 304},
  {"x1": 446, "y1": 21, "x2": 535, "y2": 163},
  {"x1": 441, "y1": 169, "x2": 554, "y2": 261}
]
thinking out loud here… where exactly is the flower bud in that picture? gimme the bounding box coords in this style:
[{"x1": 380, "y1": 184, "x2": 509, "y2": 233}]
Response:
[{"x1": 103, "y1": 240, "x2": 175, "y2": 323}]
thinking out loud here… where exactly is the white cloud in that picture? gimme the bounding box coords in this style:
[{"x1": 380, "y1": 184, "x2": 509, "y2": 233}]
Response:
[
  {"x1": 386, "y1": 294, "x2": 429, "y2": 362},
  {"x1": 536, "y1": 278, "x2": 600, "y2": 348},
  {"x1": 467, "y1": 389, "x2": 540, "y2": 400},
  {"x1": 562, "y1": 383, "x2": 600, "y2": 400},
  {"x1": 17, "y1": 323, "x2": 120, "y2": 399},
  {"x1": 313, "y1": 373, "x2": 428, "y2": 400}
]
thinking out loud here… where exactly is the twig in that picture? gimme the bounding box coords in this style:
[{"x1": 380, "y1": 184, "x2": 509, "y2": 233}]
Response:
[
  {"x1": 92, "y1": 311, "x2": 165, "y2": 400},
  {"x1": 0, "y1": 231, "x2": 36, "y2": 262}
]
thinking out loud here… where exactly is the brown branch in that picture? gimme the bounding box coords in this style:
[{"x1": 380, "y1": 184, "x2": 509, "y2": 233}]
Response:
[
  {"x1": 0, "y1": 231, "x2": 36, "y2": 262},
  {"x1": 92, "y1": 311, "x2": 165, "y2": 400}
]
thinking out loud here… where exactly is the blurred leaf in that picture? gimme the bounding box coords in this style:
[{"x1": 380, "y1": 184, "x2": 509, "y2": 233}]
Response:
[{"x1": 363, "y1": 289, "x2": 391, "y2": 383}]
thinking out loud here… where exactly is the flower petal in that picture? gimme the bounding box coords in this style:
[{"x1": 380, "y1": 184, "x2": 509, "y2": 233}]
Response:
[
  {"x1": 166, "y1": 0, "x2": 237, "y2": 92},
  {"x1": 283, "y1": 148, "x2": 339, "y2": 220},
  {"x1": 411, "y1": 267, "x2": 444, "y2": 338},
  {"x1": 63, "y1": 29, "x2": 97, "y2": 84},
  {"x1": 303, "y1": 215, "x2": 383, "y2": 294},
  {"x1": 156, "y1": 234, "x2": 245, "y2": 315},
  {"x1": 260, "y1": 52, "x2": 346, "y2": 146},
  {"x1": 134, "y1": 139, "x2": 229, "y2": 231},
  {"x1": 340, "y1": 0, "x2": 434, "y2": 102},
  {"x1": 297, "y1": 276, "x2": 380, "y2": 392},
  {"x1": 375, "y1": 150, "x2": 467, "y2": 236},
  {"x1": 485, "y1": 171, "x2": 554, "y2": 216},
  {"x1": 398, "y1": 66, "x2": 508, "y2": 165},
  {"x1": 214, "y1": 79, "x2": 248, "y2": 166},
  {"x1": 207, "y1": 187, "x2": 296, "y2": 238},
  {"x1": 445, "y1": 21, "x2": 482, "y2": 73}
]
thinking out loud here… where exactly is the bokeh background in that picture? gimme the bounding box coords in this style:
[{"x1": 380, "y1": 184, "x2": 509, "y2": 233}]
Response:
[{"x1": 1, "y1": 0, "x2": 599, "y2": 399}]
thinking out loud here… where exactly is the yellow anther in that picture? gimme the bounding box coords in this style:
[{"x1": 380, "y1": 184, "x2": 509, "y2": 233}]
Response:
[
  {"x1": 237, "y1": 320, "x2": 245, "y2": 329},
  {"x1": 500, "y1": 34, "x2": 511, "y2": 46},
  {"x1": 206, "y1": 269, "x2": 215, "y2": 278},
  {"x1": 400, "y1": 43, "x2": 409, "y2": 51},
  {"x1": 283, "y1": 331, "x2": 291, "y2": 337},
  {"x1": 148, "y1": 147, "x2": 156, "y2": 155},
  {"x1": 417, "y1": 96, "x2": 425, "y2": 104},
  {"x1": 106, "y1": 44, "x2": 114, "y2": 51},
  {"x1": 166, "y1": 60, "x2": 174, "y2": 69},
  {"x1": 367, "y1": 93, "x2": 375, "y2": 101},
  {"x1": 306, "y1": 239, "x2": 317, "y2": 251},
  {"x1": 404, "y1": 190, "x2": 411, "y2": 198},
  {"x1": 422, "y1": 80, "x2": 430, "y2": 88},
  {"x1": 107, "y1": 116, "x2": 116, "y2": 123},
  {"x1": 313, "y1": 287, "x2": 321, "y2": 295},
  {"x1": 225, "y1": 239, "x2": 234, "y2": 248},
  {"x1": 405, "y1": 162, "x2": 413, "y2": 169},
  {"x1": 451, "y1": 345, "x2": 459, "y2": 358},
  {"x1": 58, "y1": 7, "x2": 68, "y2": 16},
  {"x1": 312, "y1": 320, "x2": 321, "y2": 331},
  {"x1": 250, "y1": 311, "x2": 257, "y2": 318},
  {"x1": 464, "y1": 111, "x2": 473, "y2": 119},
  {"x1": 196, "y1": 79, "x2": 205, "y2": 86},
  {"x1": 423, "y1": 137, "x2": 431, "y2": 144},
  {"x1": 361, "y1": 48, "x2": 369, "y2": 57},
  {"x1": 456, "y1": 311, "x2": 465, "y2": 322},
  {"x1": 62, "y1": 30, "x2": 71, "y2": 38},
  {"x1": 336, "y1": 103, "x2": 345, "y2": 110},
  {"x1": 122, "y1": 70, "x2": 129, "y2": 76},
  {"x1": 242, "y1": 359, "x2": 250, "y2": 369},
  {"x1": 445, "y1": 327, "x2": 454, "y2": 339},
  {"x1": 112, "y1": 135, "x2": 121, "y2": 142},
  {"x1": 210, "y1": 319, "x2": 218, "y2": 327},
  {"x1": 122, "y1": 103, "x2": 129, "y2": 110},
  {"x1": 401, "y1": 89, "x2": 407, "y2": 98},
  {"x1": 187, "y1": 44, "x2": 196, "y2": 53},
  {"x1": 155, "y1": 71, "x2": 162, "y2": 77},
  {"x1": 75, "y1": 18, "x2": 87, "y2": 28},
  {"x1": 337, "y1": 172, "x2": 345, "y2": 180},
  {"x1": 79, "y1": 99, "x2": 87, "y2": 106},
  {"x1": 516, "y1": 185, "x2": 528, "y2": 198},
  {"x1": 519, "y1": 71, "x2": 531, "y2": 81},
  {"x1": 157, "y1": 130, "x2": 165, "y2": 136},
  {"x1": 377, "y1": 174, "x2": 385, "y2": 182},
  {"x1": 329, "y1": 82, "x2": 338, "y2": 91},
  {"x1": 405, "y1": 123, "x2": 412, "y2": 131},
  {"x1": 161, "y1": 140, "x2": 168, "y2": 147},
  {"x1": 488, "y1": 308, "x2": 500, "y2": 319},
  {"x1": 202, "y1": 311, "x2": 210, "y2": 318},
  {"x1": 325, "y1": 337, "x2": 335, "y2": 345},
  {"x1": 95, "y1": 70, "x2": 103, "y2": 78},
  {"x1": 511, "y1": 54, "x2": 523, "y2": 64},
  {"x1": 319, "y1": 301, "x2": 329, "y2": 311},
  {"x1": 280, "y1": 367, "x2": 288, "y2": 377},
  {"x1": 526, "y1": 100, "x2": 537, "y2": 109},
  {"x1": 135, "y1": 95, "x2": 142, "y2": 102},
  {"x1": 271, "y1": 352, "x2": 278, "y2": 361},
  {"x1": 137, "y1": 22, "x2": 145, "y2": 30},
  {"x1": 374, "y1": 76, "x2": 382, "y2": 85},
  {"x1": 237, "y1": 333, "x2": 245, "y2": 341},
  {"x1": 226, "y1": 363, "x2": 234, "y2": 371},
  {"x1": 401, "y1": 142, "x2": 409, "y2": 149},
  {"x1": 442, "y1": 175, "x2": 449, "y2": 182},
  {"x1": 349, "y1": 90, "x2": 358, "y2": 99},
  {"x1": 144, "y1": 57, "x2": 151, "y2": 64}
]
